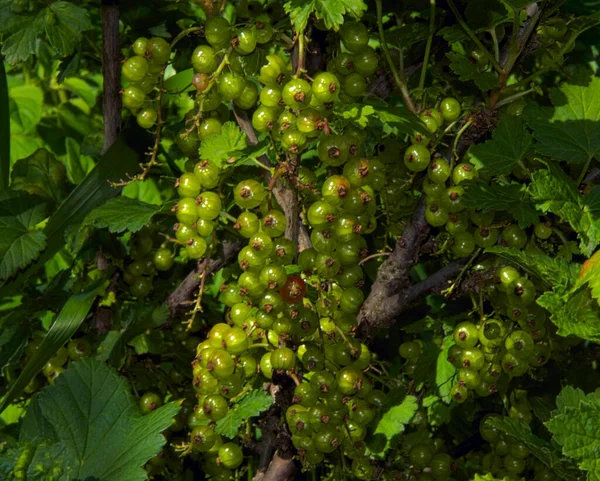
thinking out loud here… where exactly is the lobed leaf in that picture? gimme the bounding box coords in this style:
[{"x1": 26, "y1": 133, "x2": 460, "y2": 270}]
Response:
[
  {"x1": 470, "y1": 115, "x2": 532, "y2": 175},
  {"x1": 83, "y1": 197, "x2": 162, "y2": 234},
  {"x1": 215, "y1": 389, "x2": 273, "y2": 439},
  {"x1": 198, "y1": 121, "x2": 247, "y2": 166},
  {"x1": 371, "y1": 395, "x2": 418, "y2": 454}
]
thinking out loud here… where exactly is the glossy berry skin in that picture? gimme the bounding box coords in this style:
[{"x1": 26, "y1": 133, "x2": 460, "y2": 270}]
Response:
[
  {"x1": 186, "y1": 236, "x2": 207, "y2": 259},
  {"x1": 454, "y1": 321, "x2": 479, "y2": 348},
  {"x1": 343, "y1": 73, "x2": 367, "y2": 97},
  {"x1": 233, "y1": 28, "x2": 257, "y2": 55},
  {"x1": 146, "y1": 37, "x2": 171, "y2": 64},
  {"x1": 259, "y1": 85, "x2": 282, "y2": 107},
  {"x1": 451, "y1": 231, "x2": 475, "y2": 258},
  {"x1": 234, "y1": 180, "x2": 266, "y2": 208},
  {"x1": 122, "y1": 86, "x2": 146, "y2": 110},
  {"x1": 122, "y1": 56, "x2": 148, "y2": 82},
  {"x1": 218, "y1": 72, "x2": 245, "y2": 100},
  {"x1": 252, "y1": 106, "x2": 278, "y2": 132},
  {"x1": 282, "y1": 78, "x2": 312, "y2": 107},
  {"x1": 503, "y1": 224, "x2": 528, "y2": 249},
  {"x1": 234, "y1": 80, "x2": 259, "y2": 109},
  {"x1": 136, "y1": 108, "x2": 157, "y2": 129},
  {"x1": 271, "y1": 347, "x2": 296, "y2": 370},
  {"x1": 139, "y1": 392, "x2": 162, "y2": 414},
  {"x1": 312, "y1": 72, "x2": 340, "y2": 103},
  {"x1": 68, "y1": 339, "x2": 92, "y2": 360},
  {"x1": 340, "y1": 21, "x2": 369, "y2": 52},
  {"x1": 216, "y1": 443, "x2": 243, "y2": 470},
  {"x1": 205, "y1": 16, "x2": 231, "y2": 47},
  {"x1": 192, "y1": 45, "x2": 217, "y2": 73},
  {"x1": 354, "y1": 48, "x2": 379, "y2": 76},
  {"x1": 534, "y1": 221, "x2": 552, "y2": 239},
  {"x1": 280, "y1": 275, "x2": 307, "y2": 303},
  {"x1": 177, "y1": 173, "x2": 201, "y2": 198},
  {"x1": 404, "y1": 144, "x2": 431, "y2": 172},
  {"x1": 153, "y1": 248, "x2": 173, "y2": 271},
  {"x1": 440, "y1": 97, "x2": 461, "y2": 122}
]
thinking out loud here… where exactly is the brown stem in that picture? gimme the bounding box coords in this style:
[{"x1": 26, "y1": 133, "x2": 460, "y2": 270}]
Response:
[
  {"x1": 101, "y1": 0, "x2": 121, "y2": 154},
  {"x1": 167, "y1": 239, "x2": 243, "y2": 313},
  {"x1": 231, "y1": 106, "x2": 311, "y2": 251},
  {"x1": 253, "y1": 451, "x2": 295, "y2": 481}
]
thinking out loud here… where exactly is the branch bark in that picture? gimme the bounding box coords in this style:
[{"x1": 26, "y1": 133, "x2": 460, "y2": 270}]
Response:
[
  {"x1": 231, "y1": 106, "x2": 311, "y2": 251},
  {"x1": 357, "y1": 201, "x2": 466, "y2": 333},
  {"x1": 101, "y1": 0, "x2": 121, "y2": 154},
  {"x1": 253, "y1": 451, "x2": 295, "y2": 481},
  {"x1": 167, "y1": 239, "x2": 243, "y2": 312}
]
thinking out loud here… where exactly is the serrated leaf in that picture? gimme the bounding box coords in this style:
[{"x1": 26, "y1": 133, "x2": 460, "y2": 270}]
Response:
[
  {"x1": 283, "y1": 0, "x2": 367, "y2": 32},
  {"x1": 1, "y1": 2, "x2": 91, "y2": 64},
  {"x1": 372, "y1": 395, "x2": 418, "y2": 454},
  {"x1": 524, "y1": 77, "x2": 600, "y2": 164},
  {"x1": 470, "y1": 115, "x2": 532, "y2": 175},
  {"x1": 446, "y1": 52, "x2": 498, "y2": 91},
  {"x1": 530, "y1": 163, "x2": 600, "y2": 256},
  {"x1": 23, "y1": 359, "x2": 180, "y2": 481},
  {"x1": 0, "y1": 190, "x2": 48, "y2": 280},
  {"x1": 438, "y1": 25, "x2": 468, "y2": 43},
  {"x1": 486, "y1": 246, "x2": 579, "y2": 290},
  {"x1": 84, "y1": 197, "x2": 161, "y2": 234},
  {"x1": 537, "y1": 288, "x2": 600, "y2": 342},
  {"x1": 198, "y1": 121, "x2": 247, "y2": 166},
  {"x1": 547, "y1": 387, "x2": 600, "y2": 481},
  {"x1": 463, "y1": 182, "x2": 538, "y2": 228},
  {"x1": 384, "y1": 23, "x2": 430, "y2": 49},
  {"x1": 488, "y1": 416, "x2": 579, "y2": 481},
  {"x1": 215, "y1": 389, "x2": 273, "y2": 438},
  {"x1": 580, "y1": 250, "x2": 600, "y2": 303},
  {"x1": 335, "y1": 102, "x2": 426, "y2": 136},
  {"x1": 11, "y1": 148, "x2": 67, "y2": 203},
  {"x1": 437, "y1": 336, "x2": 457, "y2": 402}
]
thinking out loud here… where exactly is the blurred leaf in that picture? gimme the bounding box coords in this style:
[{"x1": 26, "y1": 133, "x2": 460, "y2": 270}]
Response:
[
  {"x1": 64, "y1": 137, "x2": 95, "y2": 184},
  {"x1": 0, "y1": 282, "x2": 105, "y2": 414},
  {"x1": 11, "y1": 148, "x2": 67, "y2": 203},
  {"x1": 9, "y1": 85, "x2": 42, "y2": 132},
  {"x1": 164, "y1": 68, "x2": 194, "y2": 93},
  {"x1": 0, "y1": 1, "x2": 92, "y2": 64},
  {"x1": 465, "y1": 0, "x2": 509, "y2": 29},
  {"x1": 0, "y1": 310, "x2": 29, "y2": 370},
  {"x1": 0, "y1": 190, "x2": 48, "y2": 280},
  {"x1": 0, "y1": 134, "x2": 141, "y2": 297},
  {"x1": 0, "y1": 59, "x2": 9, "y2": 191}
]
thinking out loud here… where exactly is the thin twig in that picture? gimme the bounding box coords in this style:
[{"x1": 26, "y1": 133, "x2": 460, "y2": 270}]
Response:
[
  {"x1": 418, "y1": 0, "x2": 436, "y2": 94},
  {"x1": 375, "y1": 0, "x2": 416, "y2": 113}
]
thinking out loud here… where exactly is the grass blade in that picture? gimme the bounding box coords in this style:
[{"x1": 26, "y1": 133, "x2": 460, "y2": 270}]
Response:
[{"x1": 0, "y1": 281, "x2": 106, "y2": 413}]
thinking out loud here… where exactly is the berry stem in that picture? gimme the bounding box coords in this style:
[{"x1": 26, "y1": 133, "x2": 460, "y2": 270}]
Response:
[
  {"x1": 418, "y1": 0, "x2": 436, "y2": 95},
  {"x1": 170, "y1": 27, "x2": 202, "y2": 49},
  {"x1": 375, "y1": 0, "x2": 416, "y2": 113}
]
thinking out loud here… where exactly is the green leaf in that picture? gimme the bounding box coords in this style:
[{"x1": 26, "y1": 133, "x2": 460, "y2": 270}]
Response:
[
  {"x1": 502, "y1": 0, "x2": 535, "y2": 9},
  {"x1": 463, "y1": 182, "x2": 539, "y2": 228},
  {"x1": 547, "y1": 387, "x2": 600, "y2": 480},
  {"x1": 485, "y1": 246, "x2": 579, "y2": 291},
  {"x1": 0, "y1": 134, "x2": 141, "y2": 297},
  {"x1": 11, "y1": 148, "x2": 67, "y2": 203},
  {"x1": 488, "y1": 416, "x2": 579, "y2": 481},
  {"x1": 24, "y1": 359, "x2": 180, "y2": 481},
  {"x1": 437, "y1": 336, "x2": 457, "y2": 402},
  {"x1": 0, "y1": 310, "x2": 29, "y2": 370},
  {"x1": 471, "y1": 474, "x2": 514, "y2": 481},
  {"x1": 0, "y1": 59, "x2": 10, "y2": 191},
  {"x1": 580, "y1": 250, "x2": 600, "y2": 303},
  {"x1": 0, "y1": 190, "x2": 48, "y2": 280},
  {"x1": 465, "y1": 0, "x2": 509, "y2": 30},
  {"x1": 283, "y1": 0, "x2": 367, "y2": 32},
  {"x1": 384, "y1": 23, "x2": 430, "y2": 49},
  {"x1": 446, "y1": 52, "x2": 499, "y2": 91},
  {"x1": 198, "y1": 121, "x2": 247, "y2": 166},
  {"x1": 530, "y1": 163, "x2": 600, "y2": 256},
  {"x1": 164, "y1": 68, "x2": 194, "y2": 93},
  {"x1": 335, "y1": 103, "x2": 426, "y2": 136},
  {"x1": 0, "y1": 282, "x2": 104, "y2": 413},
  {"x1": 9, "y1": 84, "x2": 42, "y2": 133},
  {"x1": 469, "y1": 115, "x2": 532, "y2": 175},
  {"x1": 215, "y1": 389, "x2": 273, "y2": 439},
  {"x1": 524, "y1": 77, "x2": 600, "y2": 163},
  {"x1": 84, "y1": 197, "x2": 162, "y2": 234},
  {"x1": 537, "y1": 288, "x2": 600, "y2": 342},
  {"x1": 372, "y1": 395, "x2": 418, "y2": 454},
  {"x1": 1, "y1": 2, "x2": 92, "y2": 64},
  {"x1": 64, "y1": 137, "x2": 94, "y2": 185}
]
